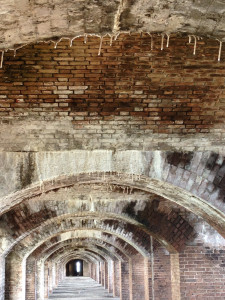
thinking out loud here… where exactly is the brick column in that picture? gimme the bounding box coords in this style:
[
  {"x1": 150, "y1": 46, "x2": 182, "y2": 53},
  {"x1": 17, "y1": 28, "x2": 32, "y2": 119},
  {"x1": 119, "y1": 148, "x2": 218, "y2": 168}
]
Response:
[
  {"x1": 104, "y1": 262, "x2": 108, "y2": 289},
  {"x1": 52, "y1": 263, "x2": 56, "y2": 289},
  {"x1": 120, "y1": 261, "x2": 130, "y2": 300},
  {"x1": 129, "y1": 259, "x2": 133, "y2": 300},
  {"x1": 90, "y1": 263, "x2": 93, "y2": 279},
  {"x1": 93, "y1": 263, "x2": 97, "y2": 280},
  {"x1": 36, "y1": 259, "x2": 45, "y2": 300},
  {"x1": 131, "y1": 254, "x2": 145, "y2": 300},
  {"x1": 144, "y1": 258, "x2": 150, "y2": 300},
  {"x1": 0, "y1": 256, "x2": 5, "y2": 300},
  {"x1": 89, "y1": 263, "x2": 92, "y2": 279},
  {"x1": 44, "y1": 263, "x2": 49, "y2": 299},
  {"x1": 112, "y1": 261, "x2": 116, "y2": 297},
  {"x1": 114, "y1": 260, "x2": 120, "y2": 297},
  {"x1": 170, "y1": 254, "x2": 181, "y2": 300},
  {"x1": 26, "y1": 256, "x2": 36, "y2": 300},
  {"x1": 5, "y1": 253, "x2": 26, "y2": 300},
  {"x1": 108, "y1": 260, "x2": 113, "y2": 293},
  {"x1": 101, "y1": 262, "x2": 104, "y2": 286},
  {"x1": 96, "y1": 262, "x2": 100, "y2": 283},
  {"x1": 99, "y1": 262, "x2": 102, "y2": 284},
  {"x1": 154, "y1": 247, "x2": 172, "y2": 299},
  {"x1": 48, "y1": 262, "x2": 53, "y2": 295}
]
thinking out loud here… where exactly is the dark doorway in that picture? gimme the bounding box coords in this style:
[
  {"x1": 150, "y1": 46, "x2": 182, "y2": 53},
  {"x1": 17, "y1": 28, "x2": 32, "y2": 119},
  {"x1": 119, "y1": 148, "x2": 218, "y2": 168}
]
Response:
[{"x1": 66, "y1": 259, "x2": 83, "y2": 276}]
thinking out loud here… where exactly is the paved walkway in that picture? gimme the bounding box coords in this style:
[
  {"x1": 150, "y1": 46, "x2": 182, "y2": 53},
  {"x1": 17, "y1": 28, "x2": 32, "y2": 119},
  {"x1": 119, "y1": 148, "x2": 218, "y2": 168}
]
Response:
[{"x1": 48, "y1": 277, "x2": 120, "y2": 299}]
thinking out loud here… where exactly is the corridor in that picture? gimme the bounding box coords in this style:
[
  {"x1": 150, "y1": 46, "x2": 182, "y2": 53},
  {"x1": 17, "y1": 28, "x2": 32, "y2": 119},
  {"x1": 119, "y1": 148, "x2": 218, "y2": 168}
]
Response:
[{"x1": 48, "y1": 277, "x2": 120, "y2": 300}]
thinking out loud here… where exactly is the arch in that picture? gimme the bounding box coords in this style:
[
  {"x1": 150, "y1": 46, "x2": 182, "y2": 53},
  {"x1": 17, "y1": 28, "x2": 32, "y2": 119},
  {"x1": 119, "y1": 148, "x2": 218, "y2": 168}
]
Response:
[
  {"x1": 57, "y1": 251, "x2": 104, "y2": 266},
  {"x1": 47, "y1": 244, "x2": 120, "y2": 263},
  {"x1": 20, "y1": 225, "x2": 151, "y2": 259},
  {"x1": 62, "y1": 254, "x2": 98, "y2": 266},
  {"x1": 38, "y1": 238, "x2": 127, "y2": 262},
  {"x1": 1, "y1": 172, "x2": 225, "y2": 239},
  {"x1": 4, "y1": 213, "x2": 171, "y2": 257}
]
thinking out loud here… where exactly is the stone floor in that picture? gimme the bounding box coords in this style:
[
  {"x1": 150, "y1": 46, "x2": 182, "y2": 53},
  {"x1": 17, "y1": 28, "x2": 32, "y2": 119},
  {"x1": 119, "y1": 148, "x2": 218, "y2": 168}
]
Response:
[{"x1": 48, "y1": 277, "x2": 120, "y2": 299}]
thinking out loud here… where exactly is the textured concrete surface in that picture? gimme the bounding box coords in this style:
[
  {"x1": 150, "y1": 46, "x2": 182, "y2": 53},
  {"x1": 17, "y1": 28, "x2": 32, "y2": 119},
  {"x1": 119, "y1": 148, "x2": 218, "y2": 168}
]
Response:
[
  {"x1": 0, "y1": 0, "x2": 225, "y2": 50},
  {"x1": 48, "y1": 277, "x2": 120, "y2": 299}
]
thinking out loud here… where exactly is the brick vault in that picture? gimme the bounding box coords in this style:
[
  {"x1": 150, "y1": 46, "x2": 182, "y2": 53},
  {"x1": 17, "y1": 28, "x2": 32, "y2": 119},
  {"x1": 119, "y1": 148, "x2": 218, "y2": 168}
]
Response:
[{"x1": 0, "y1": 1, "x2": 225, "y2": 300}]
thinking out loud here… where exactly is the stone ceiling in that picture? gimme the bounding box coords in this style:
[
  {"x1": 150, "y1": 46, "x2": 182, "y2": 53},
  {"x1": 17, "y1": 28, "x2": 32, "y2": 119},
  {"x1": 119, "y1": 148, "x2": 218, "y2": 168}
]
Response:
[{"x1": 0, "y1": 0, "x2": 225, "y2": 50}]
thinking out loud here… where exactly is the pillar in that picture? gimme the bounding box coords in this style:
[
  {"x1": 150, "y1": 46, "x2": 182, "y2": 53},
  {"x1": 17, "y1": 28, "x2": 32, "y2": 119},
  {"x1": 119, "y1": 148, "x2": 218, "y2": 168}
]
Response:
[
  {"x1": 0, "y1": 256, "x2": 5, "y2": 300},
  {"x1": 144, "y1": 258, "x2": 150, "y2": 300},
  {"x1": 108, "y1": 260, "x2": 113, "y2": 293},
  {"x1": 104, "y1": 262, "x2": 108, "y2": 289},
  {"x1": 120, "y1": 261, "x2": 130, "y2": 300},
  {"x1": 44, "y1": 262, "x2": 49, "y2": 299},
  {"x1": 5, "y1": 253, "x2": 26, "y2": 300},
  {"x1": 129, "y1": 259, "x2": 133, "y2": 300},
  {"x1": 26, "y1": 256, "x2": 36, "y2": 300},
  {"x1": 170, "y1": 254, "x2": 181, "y2": 300},
  {"x1": 114, "y1": 260, "x2": 121, "y2": 297},
  {"x1": 36, "y1": 260, "x2": 45, "y2": 300},
  {"x1": 101, "y1": 262, "x2": 104, "y2": 286},
  {"x1": 131, "y1": 254, "x2": 145, "y2": 300}
]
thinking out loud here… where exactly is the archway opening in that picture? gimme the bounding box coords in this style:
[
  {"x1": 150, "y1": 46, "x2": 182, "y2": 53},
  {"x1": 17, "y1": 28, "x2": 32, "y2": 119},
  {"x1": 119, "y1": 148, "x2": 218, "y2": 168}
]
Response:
[{"x1": 66, "y1": 259, "x2": 83, "y2": 277}]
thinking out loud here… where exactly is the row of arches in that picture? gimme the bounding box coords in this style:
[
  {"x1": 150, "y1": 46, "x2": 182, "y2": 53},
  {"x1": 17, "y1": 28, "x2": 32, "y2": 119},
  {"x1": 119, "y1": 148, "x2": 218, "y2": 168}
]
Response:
[{"x1": 0, "y1": 170, "x2": 225, "y2": 300}]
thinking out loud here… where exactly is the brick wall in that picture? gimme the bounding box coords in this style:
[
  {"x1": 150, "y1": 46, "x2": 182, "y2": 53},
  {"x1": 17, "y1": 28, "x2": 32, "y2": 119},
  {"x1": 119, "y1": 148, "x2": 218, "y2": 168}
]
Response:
[
  {"x1": 19, "y1": 241, "x2": 225, "y2": 300},
  {"x1": 180, "y1": 243, "x2": 225, "y2": 299},
  {"x1": 0, "y1": 34, "x2": 224, "y2": 152}
]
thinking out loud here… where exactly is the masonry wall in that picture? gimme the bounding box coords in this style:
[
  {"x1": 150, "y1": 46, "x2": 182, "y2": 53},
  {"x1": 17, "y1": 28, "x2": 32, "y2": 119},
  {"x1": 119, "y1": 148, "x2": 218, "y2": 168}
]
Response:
[
  {"x1": 3, "y1": 236, "x2": 225, "y2": 300},
  {"x1": 89, "y1": 243, "x2": 225, "y2": 300},
  {"x1": 180, "y1": 243, "x2": 225, "y2": 299},
  {"x1": 0, "y1": 34, "x2": 224, "y2": 152}
]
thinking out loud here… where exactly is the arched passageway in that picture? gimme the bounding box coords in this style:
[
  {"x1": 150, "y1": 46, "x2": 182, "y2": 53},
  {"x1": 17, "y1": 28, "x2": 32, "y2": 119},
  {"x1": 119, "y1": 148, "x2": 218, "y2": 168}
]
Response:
[
  {"x1": 1, "y1": 169, "x2": 225, "y2": 300},
  {"x1": 0, "y1": 6, "x2": 225, "y2": 299}
]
